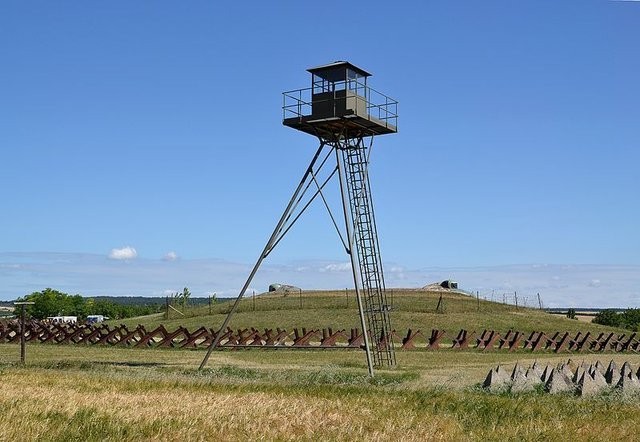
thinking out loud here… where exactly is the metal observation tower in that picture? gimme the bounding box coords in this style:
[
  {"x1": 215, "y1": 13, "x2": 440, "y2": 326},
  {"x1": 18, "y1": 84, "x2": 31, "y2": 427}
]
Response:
[{"x1": 200, "y1": 61, "x2": 398, "y2": 375}]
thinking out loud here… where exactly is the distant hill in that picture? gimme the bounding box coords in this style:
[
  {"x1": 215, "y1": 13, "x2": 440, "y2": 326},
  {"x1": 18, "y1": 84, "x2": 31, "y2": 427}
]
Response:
[
  {"x1": 90, "y1": 296, "x2": 233, "y2": 306},
  {"x1": 112, "y1": 288, "x2": 626, "y2": 338}
]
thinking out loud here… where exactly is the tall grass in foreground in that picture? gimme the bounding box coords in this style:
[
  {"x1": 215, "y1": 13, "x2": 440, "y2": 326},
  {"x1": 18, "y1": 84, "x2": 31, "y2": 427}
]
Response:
[{"x1": 1, "y1": 362, "x2": 639, "y2": 441}]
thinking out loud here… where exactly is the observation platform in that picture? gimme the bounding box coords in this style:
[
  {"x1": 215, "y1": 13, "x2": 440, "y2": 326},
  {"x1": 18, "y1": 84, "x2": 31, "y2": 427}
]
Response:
[{"x1": 282, "y1": 61, "x2": 397, "y2": 139}]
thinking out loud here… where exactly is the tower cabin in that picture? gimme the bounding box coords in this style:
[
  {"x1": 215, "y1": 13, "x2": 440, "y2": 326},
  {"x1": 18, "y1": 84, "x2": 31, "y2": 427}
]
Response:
[{"x1": 283, "y1": 61, "x2": 397, "y2": 140}]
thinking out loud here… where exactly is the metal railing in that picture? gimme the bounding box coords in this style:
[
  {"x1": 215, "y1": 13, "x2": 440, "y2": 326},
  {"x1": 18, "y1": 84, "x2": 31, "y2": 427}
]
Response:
[{"x1": 283, "y1": 82, "x2": 398, "y2": 129}]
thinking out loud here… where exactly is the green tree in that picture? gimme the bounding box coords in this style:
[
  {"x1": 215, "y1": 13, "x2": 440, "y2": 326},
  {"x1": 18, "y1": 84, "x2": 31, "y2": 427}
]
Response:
[
  {"x1": 181, "y1": 287, "x2": 191, "y2": 307},
  {"x1": 69, "y1": 294, "x2": 86, "y2": 317},
  {"x1": 17, "y1": 289, "x2": 165, "y2": 322},
  {"x1": 20, "y1": 288, "x2": 75, "y2": 319},
  {"x1": 593, "y1": 309, "x2": 621, "y2": 328},
  {"x1": 171, "y1": 287, "x2": 191, "y2": 308},
  {"x1": 620, "y1": 308, "x2": 640, "y2": 331},
  {"x1": 92, "y1": 299, "x2": 120, "y2": 319}
]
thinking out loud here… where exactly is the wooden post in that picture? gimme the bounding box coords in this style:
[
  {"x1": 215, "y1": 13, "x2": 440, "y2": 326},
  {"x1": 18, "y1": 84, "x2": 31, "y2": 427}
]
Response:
[
  {"x1": 476, "y1": 290, "x2": 480, "y2": 311},
  {"x1": 537, "y1": 292, "x2": 543, "y2": 310},
  {"x1": 514, "y1": 291, "x2": 518, "y2": 310},
  {"x1": 20, "y1": 305, "x2": 26, "y2": 364},
  {"x1": 165, "y1": 296, "x2": 169, "y2": 320},
  {"x1": 14, "y1": 301, "x2": 34, "y2": 365}
]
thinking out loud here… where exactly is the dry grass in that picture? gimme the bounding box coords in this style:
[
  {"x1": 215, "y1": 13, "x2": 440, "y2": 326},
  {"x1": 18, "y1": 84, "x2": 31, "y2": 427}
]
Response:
[
  {"x1": 2, "y1": 344, "x2": 640, "y2": 441},
  {"x1": 0, "y1": 367, "x2": 460, "y2": 441},
  {"x1": 0, "y1": 290, "x2": 635, "y2": 441}
]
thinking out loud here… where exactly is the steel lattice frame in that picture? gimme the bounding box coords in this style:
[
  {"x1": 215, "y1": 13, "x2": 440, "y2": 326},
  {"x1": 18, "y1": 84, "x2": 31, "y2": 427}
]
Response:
[{"x1": 199, "y1": 129, "x2": 395, "y2": 376}]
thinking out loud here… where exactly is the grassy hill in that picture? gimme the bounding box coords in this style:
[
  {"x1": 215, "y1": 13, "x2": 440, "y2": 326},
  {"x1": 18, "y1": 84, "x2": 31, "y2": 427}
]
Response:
[{"x1": 112, "y1": 288, "x2": 622, "y2": 340}]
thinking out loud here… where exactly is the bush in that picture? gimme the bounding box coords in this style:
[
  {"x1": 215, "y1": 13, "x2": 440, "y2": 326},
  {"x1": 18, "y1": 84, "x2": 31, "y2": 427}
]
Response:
[
  {"x1": 593, "y1": 309, "x2": 621, "y2": 328},
  {"x1": 593, "y1": 308, "x2": 640, "y2": 331}
]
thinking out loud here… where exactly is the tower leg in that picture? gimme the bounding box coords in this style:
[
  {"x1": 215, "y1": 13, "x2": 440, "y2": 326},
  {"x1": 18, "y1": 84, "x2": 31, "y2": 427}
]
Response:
[
  {"x1": 199, "y1": 132, "x2": 394, "y2": 374},
  {"x1": 199, "y1": 143, "x2": 326, "y2": 370}
]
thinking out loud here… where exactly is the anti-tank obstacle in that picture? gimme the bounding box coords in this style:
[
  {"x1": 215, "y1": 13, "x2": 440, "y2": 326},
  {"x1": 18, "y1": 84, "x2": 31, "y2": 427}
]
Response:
[{"x1": 483, "y1": 359, "x2": 640, "y2": 397}]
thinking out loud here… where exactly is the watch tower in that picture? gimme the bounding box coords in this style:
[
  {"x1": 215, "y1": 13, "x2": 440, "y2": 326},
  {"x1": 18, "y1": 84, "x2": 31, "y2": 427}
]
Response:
[{"x1": 201, "y1": 62, "x2": 398, "y2": 375}]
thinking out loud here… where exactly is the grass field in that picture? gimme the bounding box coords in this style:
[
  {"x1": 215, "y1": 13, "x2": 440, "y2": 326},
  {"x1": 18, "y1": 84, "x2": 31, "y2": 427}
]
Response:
[
  {"x1": 114, "y1": 289, "x2": 622, "y2": 342},
  {"x1": 1, "y1": 345, "x2": 640, "y2": 441},
  {"x1": 1, "y1": 290, "x2": 637, "y2": 441}
]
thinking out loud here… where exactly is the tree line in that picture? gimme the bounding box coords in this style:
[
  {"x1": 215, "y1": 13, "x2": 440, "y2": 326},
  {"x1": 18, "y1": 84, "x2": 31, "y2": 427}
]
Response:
[
  {"x1": 593, "y1": 308, "x2": 640, "y2": 331},
  {"x1": 16, "y1": 288, "x2": 165, "y2": 320}
]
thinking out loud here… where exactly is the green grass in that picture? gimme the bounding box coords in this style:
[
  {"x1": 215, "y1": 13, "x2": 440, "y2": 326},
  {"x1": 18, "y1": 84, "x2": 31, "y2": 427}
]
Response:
[{"x1": 113, "y1": 289, "x2": 623, "y2": 343}]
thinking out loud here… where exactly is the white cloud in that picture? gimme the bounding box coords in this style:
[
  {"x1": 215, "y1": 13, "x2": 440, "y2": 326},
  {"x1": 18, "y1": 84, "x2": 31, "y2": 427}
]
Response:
[
  {"x1": 589, "y1": 279, "x2": 602, "y2": 288},
  {"x1": 163, "y1": 251, "x2": 178, "y2": 261},
  {"x1": 320, "y1": 262, "x2": 352, "y2": 272},
  {"x1": 108, "y1": 246, "x2": 137, "y2": 261},
  {"x1": 0, "y1": 263, "x2": 21, "y2": 269}
]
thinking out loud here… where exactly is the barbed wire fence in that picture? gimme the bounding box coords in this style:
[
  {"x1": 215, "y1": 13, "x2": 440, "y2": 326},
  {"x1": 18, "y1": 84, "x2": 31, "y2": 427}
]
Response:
[{"x1": 459, "y1": 288, "x2": 545, "y2": 311}]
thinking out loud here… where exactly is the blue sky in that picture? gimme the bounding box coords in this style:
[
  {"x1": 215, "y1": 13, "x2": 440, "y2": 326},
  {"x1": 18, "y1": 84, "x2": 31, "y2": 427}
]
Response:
[{"x1": 1, "y1": 1, "x2": 638, "y2": 306}]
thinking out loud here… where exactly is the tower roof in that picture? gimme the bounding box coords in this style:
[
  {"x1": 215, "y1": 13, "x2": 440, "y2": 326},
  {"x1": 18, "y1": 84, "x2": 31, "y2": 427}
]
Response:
[{"x1": 307, "y1": 61, "x2": 371, "y2": 78}]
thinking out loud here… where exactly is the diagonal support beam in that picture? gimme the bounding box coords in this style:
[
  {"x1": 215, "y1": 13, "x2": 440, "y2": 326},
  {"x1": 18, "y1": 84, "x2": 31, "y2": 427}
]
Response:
[{"x1": 199, "y1": 143, "x2": 327, "y2": 370}]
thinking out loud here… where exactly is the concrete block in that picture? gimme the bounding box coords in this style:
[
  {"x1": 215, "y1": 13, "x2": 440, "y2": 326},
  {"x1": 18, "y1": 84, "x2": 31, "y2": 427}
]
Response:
[
  {"x1": 525, "y1": 368, "x2": 544, "y2": 385},
  {"x1": 616, "y1": 373, "x2": 640, "y2": 394},
  {"x1": 483, "y1": 366, "x2": 511, "y2": 392},
  {"x1": 620, "y1": 361, "x2": 634, "y2": 379},
  {"x1": 541, "y1": 365, "x2": 554, "y2": 383},
  {"x1": 546, "y1": 368, "x2": 574, "y2": 394},
  {"x1": 605, "y1": 360, "x2": 621, "y2": 386},
  {"x1": 511, "y1": 371, "x2": 538, "y2": 393},
  {"x1": 529, "y1": 360, "x2": 543, "y2": 379},
  {"x1": 572, "y1": 366, "x2": 585, "y2": 384},
  {"x1": 559, "y1": 363, "x2": 574, "y2": 381},
  {"x1": 579, "y1": 360, "x2": 588, "y2": 370},
  {"x1": 592, "y1": 368, "x2": 609, "y2": 389},
  {"x1": 578, "y1": 372, "x2": 603, "y2": 397},
  {"x1": 511, "y1": 363, "x2": 525, "y2": 381}
]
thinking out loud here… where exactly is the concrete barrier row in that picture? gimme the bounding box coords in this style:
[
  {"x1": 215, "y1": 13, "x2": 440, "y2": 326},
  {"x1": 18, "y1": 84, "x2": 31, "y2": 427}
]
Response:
[{"x1": 483, "y1": 359, "x2": 640, "y2": 396}]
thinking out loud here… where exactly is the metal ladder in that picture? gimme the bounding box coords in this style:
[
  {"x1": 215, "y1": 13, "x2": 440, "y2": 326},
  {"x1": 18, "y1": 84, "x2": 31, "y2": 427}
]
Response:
[{"x1": 342, "y1": 140, "x2": 396, "y2": 367}]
